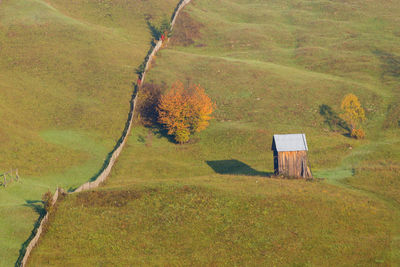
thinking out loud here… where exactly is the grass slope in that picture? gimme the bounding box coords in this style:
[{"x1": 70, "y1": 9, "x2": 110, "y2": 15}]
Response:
[
  {"x1": 0, "y1": 0, "x2": 180, "y2": 265},
  {"x1": 30, "y1": 0, "x2": 400, "y2": 265},
  {"x1": 30, "y1": 181, "x2": 392, "y2": 266}
]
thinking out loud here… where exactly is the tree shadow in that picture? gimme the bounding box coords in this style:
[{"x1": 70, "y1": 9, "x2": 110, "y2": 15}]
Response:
[
  {"x1": 15, "y1": 200, "x2": 46, "y2": 266},
  {"x1": 146, "y1": 20, "x2": 163, "y2": 40},
  {"x1": 206, "y1": 159, "x2": 272, "y2": 177},
  {"x1": 149, "y1": 125, "x2": 178, "y2": 143},
  {"x1": 319, "y1": 104, "x2": 349, "y2": 133},
  {"x1": 373, "y1": 49, "x2": 400, "y2": 79}
]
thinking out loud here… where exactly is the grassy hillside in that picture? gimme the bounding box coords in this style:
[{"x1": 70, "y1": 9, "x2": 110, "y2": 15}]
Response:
[
  {"x1": 30, "y1": 181, "x2": 392, "y2": 266},
  {"x1": 29, "y1": 0, "x2": 400, "y2": 265},
  {"x1": 0, "y1": 0, "x2": 180, "y2": 265}
]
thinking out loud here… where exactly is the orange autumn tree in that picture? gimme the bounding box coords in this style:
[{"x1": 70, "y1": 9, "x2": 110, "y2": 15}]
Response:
[{"x1": 158, "y1": 81, "x2": 214, "y2": 143}]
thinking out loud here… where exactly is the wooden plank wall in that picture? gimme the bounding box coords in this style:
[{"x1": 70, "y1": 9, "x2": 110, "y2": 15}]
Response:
[{"x1": 277, "y1": 151, "x2": 312, "y2": 178}]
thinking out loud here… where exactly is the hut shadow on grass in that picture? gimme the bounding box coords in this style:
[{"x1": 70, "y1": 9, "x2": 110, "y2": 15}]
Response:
[{"x1": 206, "y1": 159, "x2": 272, "y2": 177}]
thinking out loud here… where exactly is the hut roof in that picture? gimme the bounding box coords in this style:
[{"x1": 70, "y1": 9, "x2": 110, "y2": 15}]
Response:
[{"x1": 272, "y1": 134, "x2": 308, "y2": 152}]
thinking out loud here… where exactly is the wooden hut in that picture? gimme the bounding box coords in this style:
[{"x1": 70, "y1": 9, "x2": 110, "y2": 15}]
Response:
[{"x1": 271, "y1": 134, "x2": 312, "y2": 178}]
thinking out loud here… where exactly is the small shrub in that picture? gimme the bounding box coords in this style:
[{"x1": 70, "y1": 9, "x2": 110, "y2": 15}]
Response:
[
  {"x1": 146, "y1": 17, "x2": 171, "y2": 40},
  {"x1": 174, "y1": 128, "x2": 191, "y2": 144},
  {"x1": 351, "y1": 128, "x2": 365, "y2": 139},
  {"x1": 135, "y1": 63, "x2": 145, "y2": 77}
]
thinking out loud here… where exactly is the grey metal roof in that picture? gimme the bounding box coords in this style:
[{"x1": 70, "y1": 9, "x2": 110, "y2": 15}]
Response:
[{"x1": 272, "y1": 134, "x2": 308, "y2": 152}]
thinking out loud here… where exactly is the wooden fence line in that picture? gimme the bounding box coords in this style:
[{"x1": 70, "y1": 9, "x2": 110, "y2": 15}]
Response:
[
  {"x1": 19, "y1": 188, "x2": 60, "y2": 267},
  {"x1": 18, "y1": 0, "x2": 193, "y2": 266}
]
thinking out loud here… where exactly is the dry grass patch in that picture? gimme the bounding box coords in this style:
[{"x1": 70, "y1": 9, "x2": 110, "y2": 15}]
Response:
[{"x1": 170, "y1": 11, "x2": 203, "y2": 47}]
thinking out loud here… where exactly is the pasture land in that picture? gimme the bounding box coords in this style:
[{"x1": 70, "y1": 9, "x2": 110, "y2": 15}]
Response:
[
  {"x1": 30, "y1": 180, "x2": 392, "y2": 266},
  {"x1": 27, "y1": 0, "x2": 400, "y2": 265},
  {"x1": 0, "y1": 0, "x2": 180, "y2": 265}
]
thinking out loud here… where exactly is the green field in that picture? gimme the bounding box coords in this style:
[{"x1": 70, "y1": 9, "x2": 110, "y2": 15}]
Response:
[
  {"x1": 0, "y1": 0, "x2": 181, "y2": 265},
  {"x1": 29, "y1": 180, "x2": 393, "y2": 266},
  {"x1": 9, "y1": 0, "x2": 400, "y2": 265}
]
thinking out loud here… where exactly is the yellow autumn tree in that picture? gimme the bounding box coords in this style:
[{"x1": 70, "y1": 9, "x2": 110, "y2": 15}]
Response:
[
  {"x1": 158, "y1": 81, "x2": 214, "y2": 143},
  {"x1": 340, "y1": 93, "x2": 366, "y2": 139}
]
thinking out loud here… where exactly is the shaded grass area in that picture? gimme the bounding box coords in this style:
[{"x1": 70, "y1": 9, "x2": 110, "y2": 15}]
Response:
[
  {"x1": 0, "y1": 0, "x2": 180, "y2": 265},
  {"x1": 29, "y1": 0, "x2": 400, "y2": 265},
  {"x1": 30, "y1": 182, "x2": 392, "y2": 266}
]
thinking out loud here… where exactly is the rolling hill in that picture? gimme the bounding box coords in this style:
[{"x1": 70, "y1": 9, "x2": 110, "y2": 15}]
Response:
[
  {"x1": 8, "y1": 0, "x2": 400, "y2": 265},
  {"x1": 0, "y1": 0, "x2": 181, "y2": 265}
]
